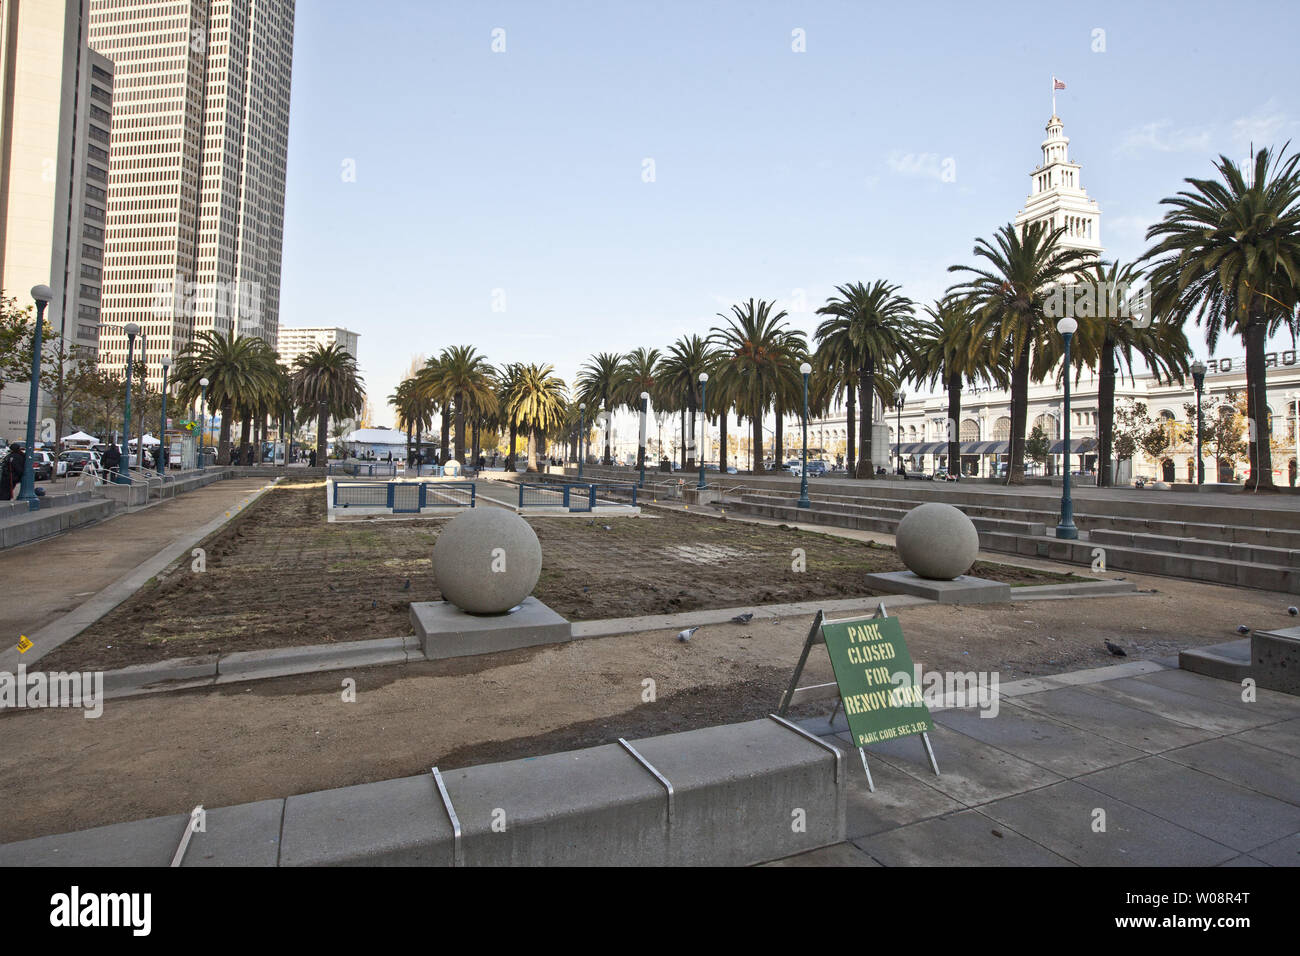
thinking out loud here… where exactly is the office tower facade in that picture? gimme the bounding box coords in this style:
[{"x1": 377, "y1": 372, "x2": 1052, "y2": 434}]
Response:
[
  {"x1": 276, "y1": 326, "x2": 359, "y2": 370},
  {"x1": 0, "y1": 0, "x2": 113, "y2": 440},
  {"x1": 89, "y1": 0, "x2": 295, "y2": 389}
]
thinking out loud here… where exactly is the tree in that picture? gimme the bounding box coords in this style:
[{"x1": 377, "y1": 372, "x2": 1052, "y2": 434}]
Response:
[
  {"x1": 172, "y1": 330, "x2": 278, "y2": 464},
  {"x1": 949, "y1": 221, "x2": 1094, "y2": 484},
  {"x1": 709, "y1": 299, "x2": 805, "y2": 473},
  {"x1": 1067, "y1": 260, "x2": 1189, "y2": 486},
  {"x1": 658, "y1": 337, "x2": 714, "y2": 469},
  {"x1": 816, "y1": 281, "x2": 915, "y2": 477},
  {"x1": 421, "y1": 346, "x2": 495, "y2": 465},
  {"x1": 574, "y1": 352, "x2": 624, "y2": 465},
  {"x1": 1142, "y1": 145, "x2": 1300, "y2": 490},
  {"x1": 290, "y1": 342, "x2": 364, "y2": 463},
  {"x1": 1025, "y1": 424, "x2": 1050, "y2": 472},
  {"x1": 506, "y1": 363, "x2": 568, "y2": 472}
]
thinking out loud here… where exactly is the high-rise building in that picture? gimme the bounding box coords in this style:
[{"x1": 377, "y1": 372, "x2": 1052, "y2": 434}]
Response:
[
  {"x1": 0, "y1": 0, "x2": 113, "y2": 441},
  {"x1": 276, "y1": 326, "x2": 359, "y2": 369},
  {"x1": 1013, "y1": 113, "x2": 1103, "y2": 256},
  {"x1": 88, "y1": 0, "x2": 295, "y2": 389}
]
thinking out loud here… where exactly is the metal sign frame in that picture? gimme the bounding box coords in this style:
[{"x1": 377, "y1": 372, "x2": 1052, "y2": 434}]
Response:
[{"x1": 778, "y1": 602, "x2": 939, "y2": 793}]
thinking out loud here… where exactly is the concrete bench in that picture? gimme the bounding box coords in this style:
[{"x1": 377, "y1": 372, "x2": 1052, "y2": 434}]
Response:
[{"x1": 0, "y1": 718, "x2": 846, "y2": 867}]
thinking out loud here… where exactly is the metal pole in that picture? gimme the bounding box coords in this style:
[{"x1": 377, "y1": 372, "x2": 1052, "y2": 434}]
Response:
[
  {"x1": 137, "y1": 333, "x2": 146, "y2": 469},
  {"x1": 697, "y1": 375, "x2": 708, "y2": 489},
  {"x1": 798, "y1": 364, "x2": 811, "y2": 508},
  {"x1": 17, "y1": 291, "x2": 49, "y2": 509},
  {"x1": 578, "y1": 404, "x2": 585, "y2": 479},
  {"x1": 1056, "y1": 326, "x2": 1077, "y2": 538},
  {"x1": 638, "y1": 393, "x2": 648, "y2": 488},
  {"x1": 159, "y1": 359, "x2": 170, "y2": 472},
  {"x1": 119, "y1": 326, "x2": 138, "y2": 484},
  {"x1": 895, "y1": 401, "x2": 902, "y2": 474},
  {"x1": 199, "y1": 379, "x2": 208, "y2": 469}
]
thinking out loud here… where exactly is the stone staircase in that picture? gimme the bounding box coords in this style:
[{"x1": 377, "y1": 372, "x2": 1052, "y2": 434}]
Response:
[{"x1": 719, "y1": 484, "x2": 1300, "y2": 594}]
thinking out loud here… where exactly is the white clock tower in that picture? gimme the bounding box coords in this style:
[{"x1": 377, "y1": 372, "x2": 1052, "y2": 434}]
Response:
[{"x1": 1013, "y1": 113, "x2": 1103, "y2": 256}]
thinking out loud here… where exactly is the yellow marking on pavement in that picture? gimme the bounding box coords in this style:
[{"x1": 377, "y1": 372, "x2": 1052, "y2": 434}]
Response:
[{"x1": 16, "y1": 635, "x2": 33, "y2": 653}]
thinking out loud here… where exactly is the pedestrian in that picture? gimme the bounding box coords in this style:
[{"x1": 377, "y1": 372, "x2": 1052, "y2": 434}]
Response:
[
  {"x1": 102, "y1": 443, "x2": 121, "y2": 474},
  {"x1": 0, "y1": 443, "x2": 23, "y2": 499},
  {"x1": 308, "y1": 448, "x2": 317, "y2": 468}
]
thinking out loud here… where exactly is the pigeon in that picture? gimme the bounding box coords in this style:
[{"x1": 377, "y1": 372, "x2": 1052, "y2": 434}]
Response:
[
  {"x1": 1289, "y1": 606, "x2": 1298, "y2": 617},
  {"x1": 730, "y1": 613, "x2": 754, "y2": 624},
  {"x1": 1236, "y1": 625, "x2": 1251, "y2": 635},
  {"x1": 1104, "y1": 640, "x2": 1127, "y2": 657},
  {"x1": 371, "y1": 600, "x2": 377, "y2": 609},
  {"x1": 402, "y1": 578, "x2": 411, "y2": 591},
  {"x1": 676, "y1": 626, "x2": 699, "y2": 643}
]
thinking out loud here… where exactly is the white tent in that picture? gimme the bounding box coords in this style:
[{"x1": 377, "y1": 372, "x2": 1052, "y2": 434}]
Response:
[
  {"x1": 63, "y1": 431, "x2": 97, "y2": 445},
  {"x1": 127, "y1": 433, "x2": 161, "y2": 446}
]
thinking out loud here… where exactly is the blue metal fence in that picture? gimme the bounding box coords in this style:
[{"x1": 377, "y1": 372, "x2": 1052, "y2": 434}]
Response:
[
  {"x1": 333, "y1": 480, "x2": 390, "y2": 507},
  {"x1": 517, "y1": 482, "x2": 635, "y2": 510},
  {"x1": 333, "y1": 480, "x2": 476, "y2": 510},
  {"x1": 329, "y1": 462, "x2": 398, "y2": 478}
]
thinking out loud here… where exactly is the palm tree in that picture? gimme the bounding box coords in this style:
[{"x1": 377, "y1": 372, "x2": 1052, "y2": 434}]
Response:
[
  {"x1": 809, "y1": 339, "x2": 858, "y2": 473},
  {"x1": 617, "y1": 348, "x2": 662, "y2": 469},
  {"x1": 709, "y1": 299, "x2": 805, "y2": 473},
  {"x1": 816, "y1": 281, "x2": 915, "y2": 477},
  {"x1": 388, "y1": 378, "x2": 424, "y2": 463},
  {"x1": 949, "y1": 221, "x2": 1094, "y2": 484},
  {"x1": 904, "y1": 295, "x2": 1003, "y2": 478},
  {"x1": 290, "y1": 342, "x2": 364, "y2": 463},
  {"x1": 574, "y1": 352, "x2": 624, "y2": 465},
  {"x1": 172, "y1": 330, "x2": 278, "y2": 465},
  {"x1": 506, "y1": 363, "x2": 568, "y2": 472},
  {"x1": 423, "y1": 346, "x2": 496, "y2": 465},
  {"x1": 659, "y1": 336, "x2": 715, "y2": 468},
  {"x1": 495, "y1": 362, "x2": 524, "y2": 469},
  {"x1": 1142, "y1": 146, "x2": 1300, "y2": 489},
  {"x1": 1064, "y1": 261, "x2": 1190, "y2": 486}
]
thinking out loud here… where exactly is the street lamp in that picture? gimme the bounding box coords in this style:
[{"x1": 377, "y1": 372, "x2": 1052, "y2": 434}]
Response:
[
  {"x1": 638, "y1": 392, "x2": 649, "y2": 488},
  {"x1": 1056, "y1": 317, "x2": 1078, "y2": 539},
  {"x1": 159, "y1": 355, "x2": 172, "y2": 472},
  {"x1": 17, "y1": 284, "x2": 52, "y2": 509},
  {"x1": 199, "y1": 376, "x2": 209, "y2": 468},
  {"x1": 895, "y1": 391, "x2": 907, "y2": 475},
  {"x1": 798, "y1": 362, "x2": 812, "y2": 508},
  {"x1": 697, "y1": 372, "x2": 709, "y2": 489},
  {"x1": 1191, "y1": 360, "x2": 1206, "y2": 485},
  {"x1": 578, "y1": 403, "x2": 586, "y2": 478},
  {"x1": 120, "y1": 322, "x2": 140, "y2": 484}
]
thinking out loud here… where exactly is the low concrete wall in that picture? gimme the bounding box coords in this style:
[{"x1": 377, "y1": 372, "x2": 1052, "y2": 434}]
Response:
[
  {"x1": 0, "y1": 718, "x2": 846, "y2": 866},
  {"x1": 0, "y1": 498, "x2": 115, "y2": 549}
]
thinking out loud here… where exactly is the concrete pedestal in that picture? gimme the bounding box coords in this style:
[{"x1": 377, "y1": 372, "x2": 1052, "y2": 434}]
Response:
[
  {"x1": 863, "y1": 570, "x2": 1011, "y2": 605},
  {"x1": 1250, "y1": 626, "x2": 1300, "y2": 695},
  {"x1": 410, "y1": 597, "x2": 572, "y2": 660}
]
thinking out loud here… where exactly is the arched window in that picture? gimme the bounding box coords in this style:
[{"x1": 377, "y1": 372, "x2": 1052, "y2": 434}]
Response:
[
  {"x1": 994, "y1": 416, "x2": 1012, "y2": 441},
  {"x1": 960, "y1": 419, "x2": 979, "y2": 442},
  {"x1": 908, "y1": 425, "x2": 917, "y2": 441},
  {"x1": 1033, "y1": 413, "x2": 1058, "y2": 437}
]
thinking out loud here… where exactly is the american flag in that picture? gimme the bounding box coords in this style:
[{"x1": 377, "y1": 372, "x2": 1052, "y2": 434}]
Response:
[{"x1": 1053, "y1": 78, "x2": 1067, "y2": 90}]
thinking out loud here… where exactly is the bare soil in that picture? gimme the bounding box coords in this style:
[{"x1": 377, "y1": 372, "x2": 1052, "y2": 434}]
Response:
[{"x1": 40, "y1": 479, "x2": 1076, "y2": 670}]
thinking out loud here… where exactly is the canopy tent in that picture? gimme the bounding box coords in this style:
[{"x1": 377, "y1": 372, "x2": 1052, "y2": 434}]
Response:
[
  {"x1": 127, "y1": 433, "x2": 161, "y2": 446},
  {"x1": 63, "y1": 431, "x2": 97, "y2": 445}
]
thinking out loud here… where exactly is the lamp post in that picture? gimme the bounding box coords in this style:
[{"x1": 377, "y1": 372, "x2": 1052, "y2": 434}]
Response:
[
  {"x1": 17, "y1": 284, "x2": 52, "y2": 509},
  {"x1": 159, "y1": 355, "x2": 171, "y2": 472},
  {"x1": 136, "y1": 332, "x2": 147, "y2": 470},
  {"x1": 1191, "y1": 360, "x2": 1206, "y2": 485},
  {"x1": 895, "y1": 391, "x2": 907, "y2": 475},
  {"x1": 798, "y1": 362, "x2": 812, "y2": 508},
  {"x1": 577, "y1": 403, "x2": 586, "y2": 478},
  {"x1": 119, "y1": 322, "x2": 140, "y2": 483},
  {"x1": 198, "y1": 376, "x2": 209, "y2": 469},
  {"x1": 638, "y1": 391, "x2": 649, "y2": 488},
  {"x1": 1056, "y1": 317, "x2": 1078, "y2": 539},
  {"x1": 697, "y1": 372, "x2": 709, "y2": 488}
]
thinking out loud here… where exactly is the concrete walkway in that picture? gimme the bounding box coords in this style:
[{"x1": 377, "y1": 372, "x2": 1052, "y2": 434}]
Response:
[
  {"x1": 0, "y1": 476, "x2": 273, "y2": 671},
  {"x1": 770, "y1": 664, "x2": 1300, "y2": 866}
]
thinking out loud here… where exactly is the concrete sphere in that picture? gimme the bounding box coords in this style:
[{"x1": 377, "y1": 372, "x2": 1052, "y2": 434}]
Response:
[
  {"x1": 895, "y1": 502, "x2": 979, "y2": 580},
  {"x1": 442, "y1": 459, "x2": 463, "y2": 477},
  {"x1": 432, "y1": 508, "x2": 541, "y2": 614}
]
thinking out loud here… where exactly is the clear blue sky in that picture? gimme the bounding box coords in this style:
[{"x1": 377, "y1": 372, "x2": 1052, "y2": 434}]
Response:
[{"x1": 277, "y1": 0, "x2": 1300, "y2": 427}]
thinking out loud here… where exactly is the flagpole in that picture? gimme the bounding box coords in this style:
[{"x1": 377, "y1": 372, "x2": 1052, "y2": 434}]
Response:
[{"x1": 1051, "y1": 75, "x2": 1056, "y2": 116}]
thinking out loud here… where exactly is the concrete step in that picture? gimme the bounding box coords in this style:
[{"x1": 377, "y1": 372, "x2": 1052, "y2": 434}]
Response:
[
  {"x1": 1090, "y1": 528, "x2": 1300, "y2": 568},
  {"x1": 735, "y1": 494, "x2": 1048, "y2": 537},
  {"x1": 1178, "y1": 639, "x2": 1252, "y2": 682},
  {"x1": 0, "y1": 498, "x2": 115, "y2": 550}
]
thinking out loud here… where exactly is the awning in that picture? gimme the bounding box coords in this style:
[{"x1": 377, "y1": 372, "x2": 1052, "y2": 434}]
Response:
[
  {"x1": 1050, "y1": 437, "x2": 1098, "y2": 454},
  {"x1": 966, "y1": 440, "x2": 1009, "y2": 455}
]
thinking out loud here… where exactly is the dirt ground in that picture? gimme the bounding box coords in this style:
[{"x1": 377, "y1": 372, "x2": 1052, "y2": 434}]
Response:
[
  {"x1": 2, "y1": 567, "x2": 1293, "y2": 843},
  {"x1": 40, "y1": 479, "x2": 1076, "y2": 670}
]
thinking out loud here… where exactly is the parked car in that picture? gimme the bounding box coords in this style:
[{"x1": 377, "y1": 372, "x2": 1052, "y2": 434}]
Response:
[
  {"x1": 59, "y1": 449, "x2": 101, "y2": 475},
  {"x1": 704, "y1": 464, "x2": 739, "y2": 474},
  {"x1": 30, "y1": 450, "x2": 58, "y2": 480},
  {"x1": 804, "y1": 459, "x2": 828, "y2": 477}
]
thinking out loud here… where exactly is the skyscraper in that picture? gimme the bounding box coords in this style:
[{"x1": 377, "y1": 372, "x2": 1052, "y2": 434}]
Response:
[
  {"x1": 0, "y1": 0, "x2": 113, "y2": 441},
  {"x1": 88, "y1": 0, "x2": 295, "y2": 389}
]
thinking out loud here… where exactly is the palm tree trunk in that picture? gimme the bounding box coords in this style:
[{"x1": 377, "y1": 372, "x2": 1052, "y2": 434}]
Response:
[
  {"x1": 680, "y1": 408, "x2": 687, "y2": 469},
  {"x1": 414, "y1": 423, "x2": 422, "y2": 465},
  {"x1": 454, "y1": 391, "x2": 466, "y2": 465},
  {"x1": 857, "y1": 358, "x2": 874, "y2": 479},
  {"x1": 218, "y1": 398, "x2": 234, "y2": 464},
  {"x1": 687, "y1": 402, "x2": 697, "y2": 470},
  {"x1": 1245, "y1": 312, "x2": 1275, "y2": 489},
  {"x1": 508, "y1": 421, "x2": 517, "y2": 470},
  {"x1": 604, "y1": 401, "x2": 613, "y2": 465},
  {"x1": 1097, "y1": 334, "x2": 1116, "y2": 487},
  {"x1": 947, "y1": 371, "x2": 962, "y2": 477},
  {"x1": 1008, "y1": 347, "x2": 1031, "y2": 485},
  {"x1": 406, "y1": 421, "x2": 412, "y2": 463},
  {"x1": 472, "y1": 420, "x2": 480, "y2": 464},
  {"x1": 527, "y1": 428, "x2": 539, "y2": 473},
  {"x1": 719, "y1": 409, "x2": 728, "y2": 472},
  {"x1": 315, "y1": 402, "x2": 328, "y2": 463},
  {"x1": 846, "y1": 374, "x2": 856, "y2": 476},
  {"x1": 774, "y1": 404, "x2": 784, "y2": 469},
  {"x1": 440, "y1": 410, "x2": 450, "y2": 463},
  {"x1": 238, "y1": 414, "x2": 251, "y2": 465},
  {"x1": 752, "y1": 403, "x2": 764, "y2": 473}
]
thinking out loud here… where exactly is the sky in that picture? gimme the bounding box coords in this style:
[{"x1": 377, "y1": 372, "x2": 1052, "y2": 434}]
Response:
[{"x1": 277, "y1": 0, "x2": 1300, "y2": 429}]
